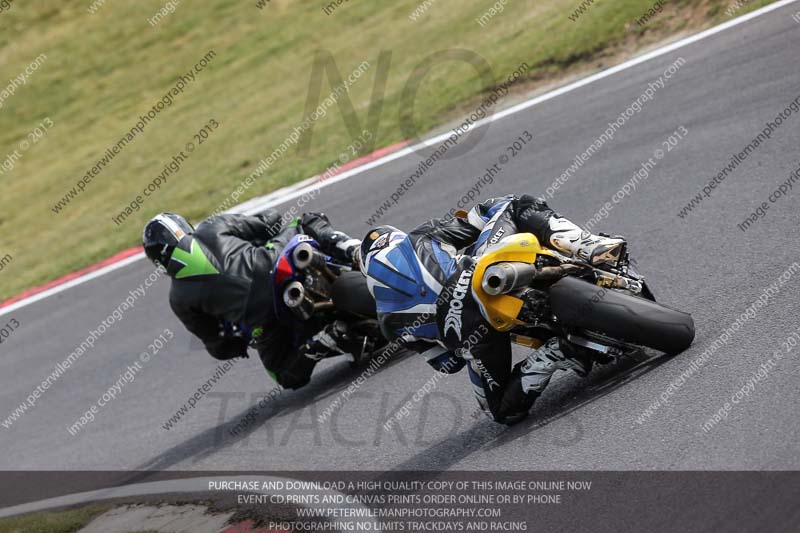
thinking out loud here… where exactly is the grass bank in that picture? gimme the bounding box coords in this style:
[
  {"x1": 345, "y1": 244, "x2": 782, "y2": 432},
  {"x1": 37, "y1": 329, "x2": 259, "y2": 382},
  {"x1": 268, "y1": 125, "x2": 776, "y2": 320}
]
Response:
[
  {"x1": 0, "y1": 0, "x2": 777, "y2": 298},
  {"x1": 0, "y1": 505, "x2": 108, "y2": 533}
]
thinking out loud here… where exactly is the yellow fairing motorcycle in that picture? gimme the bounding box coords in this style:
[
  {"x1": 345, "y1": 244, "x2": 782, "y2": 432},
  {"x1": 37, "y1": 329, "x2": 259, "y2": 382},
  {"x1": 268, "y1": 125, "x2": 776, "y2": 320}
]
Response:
[{"x1": 473, "y1": 233, "x2": 694, "y2": 357}]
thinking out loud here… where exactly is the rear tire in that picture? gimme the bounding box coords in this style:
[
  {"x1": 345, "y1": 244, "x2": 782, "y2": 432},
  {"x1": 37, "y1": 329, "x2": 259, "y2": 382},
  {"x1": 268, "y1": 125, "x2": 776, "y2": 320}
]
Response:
[
  {"x1": 549, "y1": 276, "x2": 694, "y2": 355},
  {"x1": 331, "y1": 270, "x2": 377, "y2": 318}
]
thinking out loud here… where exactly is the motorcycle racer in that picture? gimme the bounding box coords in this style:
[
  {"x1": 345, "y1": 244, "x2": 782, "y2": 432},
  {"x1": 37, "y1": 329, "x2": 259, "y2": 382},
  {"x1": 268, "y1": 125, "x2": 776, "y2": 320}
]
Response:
[
  {"x1": 142, "y1": 210, "x2": 360, "y2": 390},
  {"x1": 359, "y1": 195, "x2": 626, "y2": 424}
]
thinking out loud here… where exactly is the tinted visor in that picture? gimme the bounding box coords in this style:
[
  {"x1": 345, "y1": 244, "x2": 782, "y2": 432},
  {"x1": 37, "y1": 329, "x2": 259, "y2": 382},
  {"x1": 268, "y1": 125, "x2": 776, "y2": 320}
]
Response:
[{"x1": 143, "y1": 213, "x2": 192, "y2": 266}]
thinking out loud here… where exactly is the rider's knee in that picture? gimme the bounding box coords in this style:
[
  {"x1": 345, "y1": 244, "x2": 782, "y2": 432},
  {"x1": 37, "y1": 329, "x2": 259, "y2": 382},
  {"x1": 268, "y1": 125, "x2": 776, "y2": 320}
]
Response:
[
  {"x1": 428, "y1": 352, "x2": 466, "y2": 374},
  {"x1": 493, "y1": 409, "x2": 529, "y2": 426},
  {"x1": 476, "y1": 399, "x2": 529, "y2": 426},
  {"x1": 276, "y1": 372, "x2": 310, "y2": 390},
  {"x1": 206, "y1": 347, "x2": 241, "y2": 361},
  {"x1": 516, "y1": 194, "x2": 550, "y2": 212}
]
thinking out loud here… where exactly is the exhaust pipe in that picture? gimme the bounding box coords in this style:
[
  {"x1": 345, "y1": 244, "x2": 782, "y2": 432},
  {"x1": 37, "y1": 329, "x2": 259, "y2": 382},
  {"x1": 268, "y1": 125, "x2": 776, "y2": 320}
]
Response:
[
  {"x1": 283, "y1": 281, "x2": 314, "y2": 319},
  {"x1": 482, "y1": 262, "x2": 538, "y2": 295},
  {"x1": 293, "y1": 242, "x2": 326, "y2": 271}
]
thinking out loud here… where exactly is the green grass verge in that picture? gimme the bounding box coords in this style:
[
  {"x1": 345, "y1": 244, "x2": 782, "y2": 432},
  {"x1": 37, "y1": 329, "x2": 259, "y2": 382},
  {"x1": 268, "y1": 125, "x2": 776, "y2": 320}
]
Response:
[
  {"x1": 0, "y1": 0, "x2": 778, "y2": 299},
  {"x1": 0, "y1": 505, "x2": 109, "y2": 533}
]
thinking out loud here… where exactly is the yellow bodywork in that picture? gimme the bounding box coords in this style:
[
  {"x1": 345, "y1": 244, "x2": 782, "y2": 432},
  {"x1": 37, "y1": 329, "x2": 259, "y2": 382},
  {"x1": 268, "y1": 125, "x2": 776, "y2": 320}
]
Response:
[{"x1": 472, "y1": 233, "x2": 557, "y2": 331}]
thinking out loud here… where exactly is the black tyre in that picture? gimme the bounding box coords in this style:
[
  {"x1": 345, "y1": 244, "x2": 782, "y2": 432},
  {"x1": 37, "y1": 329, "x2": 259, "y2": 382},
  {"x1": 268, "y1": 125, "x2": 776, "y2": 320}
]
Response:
[
  {"x1": 331, "y1": 270, "x2": 377, "y2": 318},
  {"x1": 549, "y1": 276, "x2": 694, "y2": 354}
]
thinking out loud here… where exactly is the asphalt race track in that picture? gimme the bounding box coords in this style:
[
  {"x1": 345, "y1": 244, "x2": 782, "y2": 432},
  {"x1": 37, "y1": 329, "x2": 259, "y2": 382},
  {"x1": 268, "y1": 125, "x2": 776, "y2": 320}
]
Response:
[{"x1": 2, "y1": 4, "x2": 799, "y2": 473}]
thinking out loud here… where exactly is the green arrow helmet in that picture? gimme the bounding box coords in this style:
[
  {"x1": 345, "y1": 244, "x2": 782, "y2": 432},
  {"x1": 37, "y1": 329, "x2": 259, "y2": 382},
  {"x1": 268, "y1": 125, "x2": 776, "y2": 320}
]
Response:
[{"x1": 142, "y1": 213, "x2": 195, "y2": 276}]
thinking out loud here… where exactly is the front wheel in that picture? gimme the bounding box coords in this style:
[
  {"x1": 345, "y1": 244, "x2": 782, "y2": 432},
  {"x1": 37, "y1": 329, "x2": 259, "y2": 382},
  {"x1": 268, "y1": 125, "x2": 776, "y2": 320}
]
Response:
[{"x1": 549, "y1": 276, "x2": 694, "y2": 355}]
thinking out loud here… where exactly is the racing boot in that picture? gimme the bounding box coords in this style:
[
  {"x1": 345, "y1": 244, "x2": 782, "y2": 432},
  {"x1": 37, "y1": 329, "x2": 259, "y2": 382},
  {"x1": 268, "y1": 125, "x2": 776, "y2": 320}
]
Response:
[
  {"x1": 518, "y1": 337, "x2": 592, "y2": 395},
  {"x1": 476, "y1": 338, "x2": 593, "y2": 426},
  {"x1": 272, "y1": 326, "x2": 345, "y2": 390},
  {"x1": 300, "y1": 323, "x2": 348, "y2": 361},
  {"x1": 299, "y1": 322, "x2": 365, "y2": 362},
  {"x1": 547, "y1": 217, "x2": 626, "y2": 268}
]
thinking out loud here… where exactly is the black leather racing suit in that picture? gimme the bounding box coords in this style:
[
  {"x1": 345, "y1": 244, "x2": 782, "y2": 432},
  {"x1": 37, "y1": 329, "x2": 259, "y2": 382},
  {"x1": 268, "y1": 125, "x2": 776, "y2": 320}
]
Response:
[
  {"x1": 399, "y1": 195, "x2": 562, "y2": 424},
  {"x1": 169, "y1": 210, "x2": 351, "y2": 389}
]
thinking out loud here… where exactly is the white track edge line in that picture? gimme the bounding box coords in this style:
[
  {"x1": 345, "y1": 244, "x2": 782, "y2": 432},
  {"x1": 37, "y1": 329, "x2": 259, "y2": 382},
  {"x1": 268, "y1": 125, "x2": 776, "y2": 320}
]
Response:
[{"x1": 2, "y1": 0, "x2": 796, "y2": 317}]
